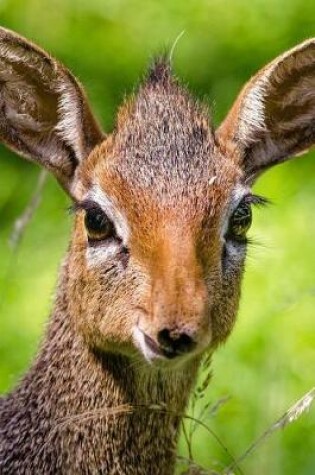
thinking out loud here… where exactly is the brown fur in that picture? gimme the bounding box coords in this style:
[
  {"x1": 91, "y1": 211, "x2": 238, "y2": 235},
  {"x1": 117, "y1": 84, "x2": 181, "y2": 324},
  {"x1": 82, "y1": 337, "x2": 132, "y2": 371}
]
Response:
[{"x1": 0, "y1": 29, "x2": 314, "y2": 474}]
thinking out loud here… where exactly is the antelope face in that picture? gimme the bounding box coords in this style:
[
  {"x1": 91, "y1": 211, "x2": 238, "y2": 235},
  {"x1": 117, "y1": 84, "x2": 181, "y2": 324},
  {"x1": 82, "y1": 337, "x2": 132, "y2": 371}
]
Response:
[{"x1": 69, "y1": 63, "x2": 251, "y2": 366}]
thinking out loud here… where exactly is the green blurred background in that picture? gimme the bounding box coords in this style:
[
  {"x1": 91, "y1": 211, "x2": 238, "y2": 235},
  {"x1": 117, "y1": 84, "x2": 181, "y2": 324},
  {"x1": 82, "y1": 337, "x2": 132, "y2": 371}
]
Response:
[{"x1": 0, "y1": 1, "x2": 314, "y2": 474}]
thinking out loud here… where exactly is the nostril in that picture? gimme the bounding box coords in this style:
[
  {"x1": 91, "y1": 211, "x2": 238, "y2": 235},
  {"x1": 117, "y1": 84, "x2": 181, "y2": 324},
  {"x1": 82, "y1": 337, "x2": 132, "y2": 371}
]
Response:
[{"x1": 157, "y1": 329, "x2": 196, "y2": 356}]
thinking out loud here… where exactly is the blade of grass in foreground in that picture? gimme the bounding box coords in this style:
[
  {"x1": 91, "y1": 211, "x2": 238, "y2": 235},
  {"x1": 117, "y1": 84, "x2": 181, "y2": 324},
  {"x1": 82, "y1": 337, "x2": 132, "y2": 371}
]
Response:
[{"x1": 223, "y1": 386, "x2": 315, "y2": 474}]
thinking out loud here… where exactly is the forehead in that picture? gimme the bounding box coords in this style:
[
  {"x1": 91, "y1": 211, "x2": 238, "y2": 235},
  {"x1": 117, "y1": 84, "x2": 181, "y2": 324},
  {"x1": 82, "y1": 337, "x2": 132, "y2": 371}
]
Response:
[{"x1": 84, "y1": 62, "x2": 241, "y2": 226}]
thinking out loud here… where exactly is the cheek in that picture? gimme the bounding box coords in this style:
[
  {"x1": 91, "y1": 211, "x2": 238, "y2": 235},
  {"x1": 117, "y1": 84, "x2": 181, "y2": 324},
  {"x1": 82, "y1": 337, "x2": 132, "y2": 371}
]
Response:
[
  {"x1": 209, "y1": 246, "x2": 246, "y2": 346},
  {"x1": 67, "y1": 234, "x2": 145, "y2": 351}
]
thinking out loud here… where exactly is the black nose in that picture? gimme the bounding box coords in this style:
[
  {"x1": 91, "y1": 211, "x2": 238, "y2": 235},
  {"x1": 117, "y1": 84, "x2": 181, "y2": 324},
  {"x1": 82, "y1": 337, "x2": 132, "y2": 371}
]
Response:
[{"x1": 157, "y1": 328, "x2": 196, "y2": 358}]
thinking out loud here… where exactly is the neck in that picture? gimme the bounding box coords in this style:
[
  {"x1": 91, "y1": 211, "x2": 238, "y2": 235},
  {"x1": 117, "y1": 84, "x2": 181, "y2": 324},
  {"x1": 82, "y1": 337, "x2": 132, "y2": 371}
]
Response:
[{"x1": 1, "y1": 263, "x2": 199, "y2": 475}]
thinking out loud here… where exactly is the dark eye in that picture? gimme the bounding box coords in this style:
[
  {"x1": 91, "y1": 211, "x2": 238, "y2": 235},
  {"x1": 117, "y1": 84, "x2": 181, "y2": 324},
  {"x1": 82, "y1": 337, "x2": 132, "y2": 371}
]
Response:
[
  {"x1": 227, "y1": 199, "x2": 252, "y2": 241},
  {"x1": 84, "y1": 207, "x2": 116, "y2": 242}
]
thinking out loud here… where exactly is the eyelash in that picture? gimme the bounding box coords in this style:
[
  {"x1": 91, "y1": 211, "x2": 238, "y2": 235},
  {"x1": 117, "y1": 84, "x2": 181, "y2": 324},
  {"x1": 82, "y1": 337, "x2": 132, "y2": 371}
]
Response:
[
  {"x1": 68, "y1": 200, "x2": 98, "y2": 215},
  {"x1": 242, "y1": 193, "x2": 270, "y2": 208}
]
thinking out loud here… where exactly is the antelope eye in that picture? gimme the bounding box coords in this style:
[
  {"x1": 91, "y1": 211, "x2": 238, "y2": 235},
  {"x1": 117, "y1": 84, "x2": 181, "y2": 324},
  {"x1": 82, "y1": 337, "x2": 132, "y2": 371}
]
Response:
[
  {"x1": 84, "y1": 207, "x2": 116, "y2": 241},
  {"x1": 228, "y1": 199, "x2": 252, "y2": 241}
]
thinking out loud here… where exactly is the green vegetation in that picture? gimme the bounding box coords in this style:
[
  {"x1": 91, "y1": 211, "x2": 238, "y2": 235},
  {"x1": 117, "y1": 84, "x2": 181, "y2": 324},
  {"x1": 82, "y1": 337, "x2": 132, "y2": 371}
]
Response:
[{"x1": 0, "y1": 1, "x2": 314, "y2": 473}]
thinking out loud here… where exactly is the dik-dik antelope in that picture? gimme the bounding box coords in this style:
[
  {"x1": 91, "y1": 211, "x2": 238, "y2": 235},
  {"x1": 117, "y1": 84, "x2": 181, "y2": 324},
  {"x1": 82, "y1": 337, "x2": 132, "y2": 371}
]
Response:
[{"x1": 0, "y1": 27, "x2": 314, "y2": 474}]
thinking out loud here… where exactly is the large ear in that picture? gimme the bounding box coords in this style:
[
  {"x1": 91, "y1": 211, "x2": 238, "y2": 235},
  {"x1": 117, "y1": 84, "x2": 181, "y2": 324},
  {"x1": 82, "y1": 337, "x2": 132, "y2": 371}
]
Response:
[
  {"x1": 0, "y1": 27, "x2": 104, "y2": 194},
  {"x1": 216, "y1": 39, "x2": 315, "y2": 184}
]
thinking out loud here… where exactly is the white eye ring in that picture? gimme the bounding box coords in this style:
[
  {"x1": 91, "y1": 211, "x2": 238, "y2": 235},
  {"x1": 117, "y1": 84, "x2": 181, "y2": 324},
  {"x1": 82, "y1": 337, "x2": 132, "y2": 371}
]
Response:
[
  {"x1": 86, "y1": 241, "x2": 121, "y2": 268},
  {"x1": 88, "y1": 186, "x2": 130, "y2": 245}
]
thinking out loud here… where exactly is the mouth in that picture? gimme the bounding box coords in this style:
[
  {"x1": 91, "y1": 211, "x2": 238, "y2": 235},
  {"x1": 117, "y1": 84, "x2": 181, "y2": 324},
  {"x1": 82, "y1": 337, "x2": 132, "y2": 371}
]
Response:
[
  {"x1": 133, "y1": 326, "x2": 165, "y2": 362},
  {"x1": 133, "y1": 326, "x2": 196, "y2": 364},
  {"x1": 142, "y1": 332, "x2": 180, "y2": 359}
]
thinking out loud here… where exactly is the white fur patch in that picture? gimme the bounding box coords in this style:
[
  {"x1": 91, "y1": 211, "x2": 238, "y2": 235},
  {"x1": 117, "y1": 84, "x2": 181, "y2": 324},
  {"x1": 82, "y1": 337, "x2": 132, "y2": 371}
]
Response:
[
  {"x1": 208, "y1": 175, "x2": 217, "y2": 186},
  {"x1": 55, "y1": 79, "x2": 84, "y2": 161},
  {"x1": 133, "y1": 326, "x2": 160, "y2": 364},
  {"x1": 84, "y1": 186, "x2": 130, "y2": 267},
  {"x1": 89, "y1": 185, "x2": 130, "y2": 245},
  {"x1": 86, "y1": 242, "x2": 120, "y2": 268}
]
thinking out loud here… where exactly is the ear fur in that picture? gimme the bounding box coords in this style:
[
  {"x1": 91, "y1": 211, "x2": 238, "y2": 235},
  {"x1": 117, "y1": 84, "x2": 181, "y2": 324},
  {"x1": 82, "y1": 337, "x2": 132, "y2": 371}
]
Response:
[
  {"x1": 217, "y1": 39, "x2": 315, "y2": 183},
  {"x1": 0, "y1": 27, "x2": 104, "y2": 193}
]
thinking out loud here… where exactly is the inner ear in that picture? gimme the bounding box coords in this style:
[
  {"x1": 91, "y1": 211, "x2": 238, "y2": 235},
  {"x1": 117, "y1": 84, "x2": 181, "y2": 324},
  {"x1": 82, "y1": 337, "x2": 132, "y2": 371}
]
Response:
[
  {"x1": 1, "y1": 61, "x2": 57, "y2": 130},
  {"x1": 216, "y1": 39, "x2": 315, "y2": 184},
  {"x1": 0, "y1": 27, "x2": 104, "y2": 194}
]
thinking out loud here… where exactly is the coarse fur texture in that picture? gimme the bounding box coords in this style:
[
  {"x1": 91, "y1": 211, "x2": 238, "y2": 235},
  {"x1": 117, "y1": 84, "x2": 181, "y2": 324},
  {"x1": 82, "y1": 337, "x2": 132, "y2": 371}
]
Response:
[
  {"x1": 0, "y1": 28, "x2": 314, "y2": 474},
  {"x1": 1, "y1": 261, "x2": 198, "y2": 474}
]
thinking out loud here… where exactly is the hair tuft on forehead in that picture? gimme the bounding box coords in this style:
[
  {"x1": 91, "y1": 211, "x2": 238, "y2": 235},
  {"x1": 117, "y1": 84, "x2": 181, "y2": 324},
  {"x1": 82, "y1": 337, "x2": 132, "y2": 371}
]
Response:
[{"x1": 146, "y1": 56, "x2": 173, "y2": 87}]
